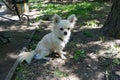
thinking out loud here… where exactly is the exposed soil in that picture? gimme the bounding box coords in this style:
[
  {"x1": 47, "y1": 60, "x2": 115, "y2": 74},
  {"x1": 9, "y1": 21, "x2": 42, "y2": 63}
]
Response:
[
  {"x1": 12, "y1": 2, "x2": 120, "y2": 80},
  {"x1": 0, "y1": 21, "x2": 34, "y2": 80},
  {"x1": 14, "y1": 21, "x2": 120, "y2": 80},
  {"x1": 0, "y1": 5, "x2": 39, "y2": 80}
]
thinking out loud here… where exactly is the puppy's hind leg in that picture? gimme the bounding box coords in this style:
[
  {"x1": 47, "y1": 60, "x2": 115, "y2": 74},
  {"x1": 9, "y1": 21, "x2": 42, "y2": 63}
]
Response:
[
  {"x1": 34, "y1": 54, "x2": 42, "y2": 60},
  {"x1": 42, "y1": 57, "x2": 51, "y2": 60},
  {"x1": 35, "y1": 54, "x2": 51, "y2": 60},
  {"x1": 34, "y1": 50, "x2": 50, "y2": 60}
]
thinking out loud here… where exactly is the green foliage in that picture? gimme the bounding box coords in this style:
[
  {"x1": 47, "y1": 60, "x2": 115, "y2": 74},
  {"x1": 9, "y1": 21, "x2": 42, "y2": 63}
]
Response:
[
  {"x1": 30, "y1": 2, "x2": 102, "y2": 20},
  {"x1": 32, "y1": 35, "x2": 40, "y2": 41},
  {"x1": 16, "y1": 64, "x2": 24, "y2": 72},
  {"x1": 113, "y1": 59, "x2": 120, "y2": 65},
  {"x1": 16, "y1": 64, "x2": 34, "y2": 80},
  {"x1": 83, "y1": 31, "x2": 93, "y2": 38},
  {"x1": 73, "y1": 49, "x2": 86, "y2": 60},
  {"x1": 69, "y1": 41, "x2": 78, "y2": 48},
  {"x1": 28, "y1": 35, "x2": 39, "y2": 49},
  {"x1": 99, "y1": 36, "x2": 105, "y2": 42},
  {"x1": 29, "y1": 42, "x2": 37, "y2": 50},
  {"x1": 86, "y1": 20, "x2": 98, "y2": 26},
  {"x1": 113, "y1": 44, "x2": 119, "y2": 48},
  {"x1": 54, "y1": 69, "x2": 68, "y2": 77}
]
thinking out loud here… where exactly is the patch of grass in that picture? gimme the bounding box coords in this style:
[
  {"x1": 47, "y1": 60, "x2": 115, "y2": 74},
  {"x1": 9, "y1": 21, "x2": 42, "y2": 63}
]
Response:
[
  {"x1": 32, "y1": 35, "x2": 40, "y2": 41},
  {"x1": 99, "y1": 36, "x2": 105, "y2": 42},
  {"x1": 86, "y1": 20, "x2": 98, "y2": 26},
  {"x1": 29, "y1": 0, "x2": 36, "y2": 2},
  {"x1": 28, "y1": 34, "x2": 39, "y2": 49},
  {"x1": 73, "y1": 49, "x2": 86, "y2": 60},
  {"x1": 15, "y1": 76, "x2": 20, "y2": 80},
  {"x1": 43, "y1": 2, "x2": 99, "y2": 18},
  {"x1": 16, "y1": 64, "x2": 25, "y2": 72},
  {"x1": 30, "y1": 2, "x2": 103, "y2": 20},
  {"x1": 15, "y1": 64, "x2": 27, "y2": 80},
  {"x1": 54, "y1": 69, "x2": 68, "y2": 77},
  {"x1": 83, "y1": 31, "x2": 93, "y2": 38},
  {"x1": 15, "y1": 64, "x2": 34, "y2": 80},
  {"x1": 113, "y1": 44, "x2": 119, "y2": 48},
  {"x1": 28, "y1": 42, "x2": 37, "y2": 50},
  {"x1": 113, "y1": 59, "x2": 120, "y2": 65},
  {"x1": 69, "y1": 41, "x2": 78, "y2": 47}
]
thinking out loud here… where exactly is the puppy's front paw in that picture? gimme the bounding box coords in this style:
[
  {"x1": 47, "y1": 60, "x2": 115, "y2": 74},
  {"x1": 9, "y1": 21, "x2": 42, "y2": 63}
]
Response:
[
  {"x1": 62, "y1": 51, "x2": 67, "y2": 55},
  {"x1": 60, "y1": 54, "x2": 67, "y2": 60}
]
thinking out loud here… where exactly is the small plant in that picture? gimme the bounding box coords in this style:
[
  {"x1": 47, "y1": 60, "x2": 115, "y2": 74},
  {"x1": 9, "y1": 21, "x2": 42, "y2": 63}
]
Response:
[
  {"x1": 54, "y1": 69, "x2": 68, "y2": 77},
  {"x1": 16, "y1": 64, "x2": 24, "y2": 72},
  {"x1": 35, "y1": 16, "x2": 40, "y2": 22},
  {"x1": 32, "y1": 35, "x2": 40, "y2": 41},
  {"x1": 15, "y1": 76, "x2": 20, "y2": 80},
  {"x1": 114, "y1": 44, "x2": 119, "y2": 48},
  {"x1": 86, "y1": 20, "x2": 98, "y2": 27},
  {"x1": 69, "y1": 41, "x2": 77, "y2": 47},
  {"x1": 99, "y1": 36, "x2": 105, "y2": 42},
  {"x1": 29, "y1": 42, "x2": 37, "y2": 50},
  {"x1": 83, "y1": 31, "x2": 93, "y2": 38},
  {"x1": 73, "y1": 49, "x2": 86, "y2": 60},
  {"x1": 113, "y1": 59, "x2": 120, "y2": 65},
  {"x1": 15, "y1": 64, "x2": 33, "y2": 80}
]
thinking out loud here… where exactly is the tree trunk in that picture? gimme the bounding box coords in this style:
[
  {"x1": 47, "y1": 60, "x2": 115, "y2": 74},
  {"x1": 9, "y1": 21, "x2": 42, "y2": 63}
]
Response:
[{"x1": 101, "y1": 0, "x2": 120, "y2": 38}]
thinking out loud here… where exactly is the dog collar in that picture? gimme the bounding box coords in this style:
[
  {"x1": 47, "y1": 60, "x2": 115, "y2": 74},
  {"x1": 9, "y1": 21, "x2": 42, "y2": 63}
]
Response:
[{"x1": 58, "y1": 37, "x2": 63, "y2": 42}]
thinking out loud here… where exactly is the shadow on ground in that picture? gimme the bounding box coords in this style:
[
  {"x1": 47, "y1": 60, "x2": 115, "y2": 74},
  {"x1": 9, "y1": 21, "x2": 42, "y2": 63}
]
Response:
[
  {"x1": 14, "y1": 25, "x2": 120, "y2": 80},
  {"x1": 0, "y1": 19, "x2": 35, "y2": 80},
  {"x1": 12, "y1": 1, "x2": 120, "y2": 80}
]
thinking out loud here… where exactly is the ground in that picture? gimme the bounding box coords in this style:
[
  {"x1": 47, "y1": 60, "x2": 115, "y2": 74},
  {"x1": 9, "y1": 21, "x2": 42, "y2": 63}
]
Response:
[
  {"x1": 0, "y1": 1, "x2": 120, "y2": 80},
  {"x1": 0, "y1": 3, "x2": 39, "y2": 80},
  {"x1": 14, "y1": 1, "x2": 120, "y2": 80},
  {"x1": 0, "y1": 15, "x2": 35, "y2": 80},
  {"x1": 14, "y1": 25, "x2": 120, "y2": 80}
]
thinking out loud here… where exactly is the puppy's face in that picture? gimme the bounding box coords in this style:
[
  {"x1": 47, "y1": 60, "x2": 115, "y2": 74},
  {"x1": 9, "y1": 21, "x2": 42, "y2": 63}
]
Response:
[
  {"x1": 52, "y1": 14, "x2": 77, "y2": 38},
  {"x1": 55, "y1": 20, "x2": 72, "y2": 37}
]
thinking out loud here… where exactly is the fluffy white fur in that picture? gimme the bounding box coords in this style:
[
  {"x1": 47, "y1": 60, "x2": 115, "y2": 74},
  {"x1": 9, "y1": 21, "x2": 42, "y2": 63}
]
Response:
[{"x1": 18, "y1": 14, "x2": 77, "y2": 64}]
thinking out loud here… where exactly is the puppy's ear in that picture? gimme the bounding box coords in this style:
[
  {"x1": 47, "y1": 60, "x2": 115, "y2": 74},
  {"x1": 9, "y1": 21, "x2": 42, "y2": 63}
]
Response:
[
  {"x1": 67, "y1": 14, "x2": 77, "y2": 24},
  {"x1": 52, "y1": 14, "x2": 61, "y2": 24}
]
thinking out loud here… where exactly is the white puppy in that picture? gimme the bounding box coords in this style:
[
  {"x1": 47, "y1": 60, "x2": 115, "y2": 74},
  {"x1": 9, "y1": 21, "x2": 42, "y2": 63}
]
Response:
[{"x1": 18, "y1": 14, "x2": 77, "y2": 64}]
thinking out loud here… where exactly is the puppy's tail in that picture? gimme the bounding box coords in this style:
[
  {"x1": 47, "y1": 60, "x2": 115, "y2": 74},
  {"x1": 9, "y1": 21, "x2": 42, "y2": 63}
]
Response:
[
  {"x1": 18, "y1": 51, "x2": 36, "y2": 64},
  {"x1": 5, "y1": 51, "x2": 35, "y2": 80}
]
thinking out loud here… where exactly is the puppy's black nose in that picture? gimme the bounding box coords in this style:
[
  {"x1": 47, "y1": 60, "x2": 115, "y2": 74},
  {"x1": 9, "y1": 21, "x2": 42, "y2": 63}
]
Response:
[{"x1": 64, "y1": 31, "x2": 67, "y2": 35}]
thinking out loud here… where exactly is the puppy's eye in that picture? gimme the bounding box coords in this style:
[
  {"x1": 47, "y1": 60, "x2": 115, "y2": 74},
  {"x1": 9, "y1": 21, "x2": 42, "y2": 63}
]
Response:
[
  {"x1": 60, "y1": 28, "x2": 64, "y2": 30},
  {"x1": 68, "y1": 28, "x2": 70, "y2": 30}
]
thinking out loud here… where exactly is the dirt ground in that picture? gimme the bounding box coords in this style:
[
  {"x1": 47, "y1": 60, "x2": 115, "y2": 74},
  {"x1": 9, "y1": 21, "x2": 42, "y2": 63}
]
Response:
[
  {"x1": 0, "y1": 17, "x2": 37, "y2": 79},
  {"x1": 3, "y1": 2, "x2": 119, "y2": 80},
  {"x1": 14, "y1": 15, "x2": 120, "y2": 80},
  {"x1": 0, "y1": 4, "x2": 40, "y2": 80}
]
